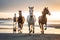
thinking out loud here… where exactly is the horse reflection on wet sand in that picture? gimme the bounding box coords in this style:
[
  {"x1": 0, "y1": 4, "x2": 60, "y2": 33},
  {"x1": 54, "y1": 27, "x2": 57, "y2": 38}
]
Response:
[{"x1": 38, "y1": 7, "x2": 51, "y2": 34}]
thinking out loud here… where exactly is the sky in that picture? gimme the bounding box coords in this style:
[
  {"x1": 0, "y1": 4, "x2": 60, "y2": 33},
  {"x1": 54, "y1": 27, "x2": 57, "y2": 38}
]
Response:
[{"x1": 0, "y1": 0, "x2": 60, "y2": 20}]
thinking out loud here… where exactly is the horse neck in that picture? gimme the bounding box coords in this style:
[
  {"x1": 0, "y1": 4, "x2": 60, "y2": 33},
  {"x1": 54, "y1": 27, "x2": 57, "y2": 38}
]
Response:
[
  {"x1": 42, "y1": 14, "x2": 46, "y2": 18},
  {"x1": 19, "y1": 16, "x2": 22, "y2": 17}
]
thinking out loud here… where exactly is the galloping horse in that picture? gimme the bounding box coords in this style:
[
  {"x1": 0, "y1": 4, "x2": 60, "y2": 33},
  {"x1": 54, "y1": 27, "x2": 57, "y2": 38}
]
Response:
[
  {"x1": 38, "y1": 7, "x2": 51, "y2": 34},
  {"x1": 27, "y1": 15, "x2": 36, "y2": 33},
  {"x1": 27, "y1": 7, "x2": 36, "y2": 33},
  {"x1": 13, "y1": 13, "x2": 17, "y2": 33},
  {"x1": 13, "y1": 11, "x2": 25, "y2": 33},
  {"x1": 18, "y1": 11, "x2": 25, "y2": 33}
]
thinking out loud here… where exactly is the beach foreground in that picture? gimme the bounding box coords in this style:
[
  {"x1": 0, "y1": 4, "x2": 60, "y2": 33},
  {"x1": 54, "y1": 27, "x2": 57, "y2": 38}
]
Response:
[
  {"x1": 0, "y1": 24, "x2": 60, "y2": 34},
  {"x1": 0, "y1": 33, "x2": 60, "y2": 40},
  {"x1": 0, "y1": 21, "x2": 60, "y2": 40}
]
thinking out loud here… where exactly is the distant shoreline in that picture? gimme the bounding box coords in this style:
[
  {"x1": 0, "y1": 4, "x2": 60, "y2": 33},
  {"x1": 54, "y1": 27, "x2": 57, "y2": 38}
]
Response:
[{"x1": 0, "y1": 18, "x2": 12, "y2": 20}]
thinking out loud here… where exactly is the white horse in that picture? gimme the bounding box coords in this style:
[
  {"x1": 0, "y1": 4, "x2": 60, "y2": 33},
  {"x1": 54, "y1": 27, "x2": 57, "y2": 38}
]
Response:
[
  {"x1": 27, "y1": 6, "x2": 36, "y2": 33},
  {"x1": 27, "y1": 15, "x2": 36, "y2": 33},
  {"x1": 13, "y1": 13, "x2": 18, "y2": 33}
]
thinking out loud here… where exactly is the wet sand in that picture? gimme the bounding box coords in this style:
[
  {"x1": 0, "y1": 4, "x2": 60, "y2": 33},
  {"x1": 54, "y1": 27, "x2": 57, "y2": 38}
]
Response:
[
  {"x1": 0, "y1": 24, "x2": 60, "y2": 40},
  {"x1": 0, "y1": 24, "x2": 60, "y2": 34},
  {"x1": 0, "y1": 33, "x2": 60, "y2": 40}
]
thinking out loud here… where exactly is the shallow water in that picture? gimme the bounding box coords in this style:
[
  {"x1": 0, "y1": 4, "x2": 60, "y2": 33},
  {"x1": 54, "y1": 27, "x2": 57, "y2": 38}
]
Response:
[
  {"x1": 0, "y1": 19, "x2": 13, "y2": 26},
  {"x1": 0, "y1": 19, "x2": 60, "y2": 34}
]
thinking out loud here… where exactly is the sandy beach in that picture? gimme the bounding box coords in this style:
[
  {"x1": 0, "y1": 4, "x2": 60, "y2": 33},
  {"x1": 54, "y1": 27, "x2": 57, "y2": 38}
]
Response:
[
  {"x1": 0, "y1": 20, "x2": 60, "y2": 40},
  {"x1": 0, "y1": 33, "x2": 60, "y2": 40},
  {"x1": 0, "y1": 23, "x2": 60, "y2": 34}
]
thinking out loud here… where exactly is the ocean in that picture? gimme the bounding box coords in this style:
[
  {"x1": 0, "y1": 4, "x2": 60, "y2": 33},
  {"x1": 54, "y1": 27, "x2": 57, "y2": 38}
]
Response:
[
  {"x1": 0, "y1": 19, "x2": 13, "y2": 26},
  {"x1": 0, "y1": 19, "x2": 60, "y2": 34}
]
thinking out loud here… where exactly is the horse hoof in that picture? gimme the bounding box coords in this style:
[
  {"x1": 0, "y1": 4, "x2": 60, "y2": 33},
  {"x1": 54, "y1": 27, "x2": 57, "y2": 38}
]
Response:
[
  {"x1": 41, "y1": 31, "x2": 44, "y2": 34},
  {"x1": 45, "y1": 28, "x2": 47, "y2": 30},
  {"x1": 33, "y1": 32, "x2": 34, "y2": 33},
  {"x1": 29, "y1": 31, "x2": 31, "y2": 34},
  {"x1": 41, "y1": 32, "x2": 44, "y2": 34},
  {"x1": 30, "y1": 30, "x2": 32, "y2": 33},
  {"x1": 20, "y1": 32, "x2": 22, "y2": 34},
  {"x1": 33, "y1": 31, "x2": 34, "y2": 33},
  {"x1": 20, "y1": 31, "x2": 22, "y2": 33}
]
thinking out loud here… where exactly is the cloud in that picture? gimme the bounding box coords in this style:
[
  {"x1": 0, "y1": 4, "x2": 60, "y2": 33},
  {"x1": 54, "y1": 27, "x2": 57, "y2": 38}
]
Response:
[{"x1": 0, "y1": 0, "x2": 60, "y2": 12}]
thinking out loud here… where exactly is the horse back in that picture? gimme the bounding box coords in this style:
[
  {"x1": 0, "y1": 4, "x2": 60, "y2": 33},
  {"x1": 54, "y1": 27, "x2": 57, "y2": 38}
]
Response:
[{"x1": 38, "y1": 16, "x2": 47, "y2": 24}]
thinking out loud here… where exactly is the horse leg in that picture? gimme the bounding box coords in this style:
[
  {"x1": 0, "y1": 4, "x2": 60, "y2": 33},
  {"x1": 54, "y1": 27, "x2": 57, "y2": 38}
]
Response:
[
  {"x1": 33, "y1": 25, "x2": 34, "y2": 33},
  {"x1": 45, "y1": 18, "x2": 47, "y2": 30},
  {"x1": 20, "y1": 24, "x2": 23, "y2": 33},
  {"x1": 30, "y1": 24, "x2": 34, "y2": 34},
  {"x1": 13, "y1": 22, "x2": 17, "y2": 33},
  {"x1": 18, "y1": 24, "x2": 23, "y2": 33},
  {"x1": 18, "y1": 27, "x2": 22, "y2": 33},
  {"x1": 45, "y1": 24, "x2": 47, "y2": 30},
  {"x1": 18, "y1": 28, "x2": 20, "y2": 33},
  {"x1": 20, "y1": 28, "x2": 22, "y2": 33},
  {"x1": 13, "y1": 26, "x2": 16, "y2": 33},
  {"x1": 30, "y1": 25, "x2": 33, "y2": 33},
  {"x1": 29, "y1": 25, "x2": 31, "y2": 34},
  {"x1": 41, "y1": 24, "x2": 44, "y2": 34},
  {"x1": 39, "y1": 23, "x2": 41, "y2": 29}
]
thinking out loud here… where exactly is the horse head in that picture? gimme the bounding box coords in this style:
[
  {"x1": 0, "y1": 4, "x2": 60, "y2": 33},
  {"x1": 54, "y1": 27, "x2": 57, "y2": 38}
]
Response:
[
  {"x1": 46, "y1": 7, "x2": 51, "y2": 16},
  {"x1": 19, "y1": 10, "x2": 22, "y2": 17},
  {"x1": 28, "y1": 6, "x2": 34, "y2": 17},
  {"x1": 42, "y1": 7, "x2": 51, "y2": 16}
]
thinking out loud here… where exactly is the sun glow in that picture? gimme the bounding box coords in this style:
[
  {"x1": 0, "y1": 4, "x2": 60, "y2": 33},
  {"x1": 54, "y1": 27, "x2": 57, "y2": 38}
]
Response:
[
  {"x1": 0, "y1": 11, "x2": 60, "y2": 21},
  {"x1": 47, "y1": 11, "x2": 60, "y2": 20},
  {"x1": 34, "y1": 11, "x2": 60, "y2": 21},
  {"x1": 13, "y1": 11, "x2": 60, "y2": 21}
]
